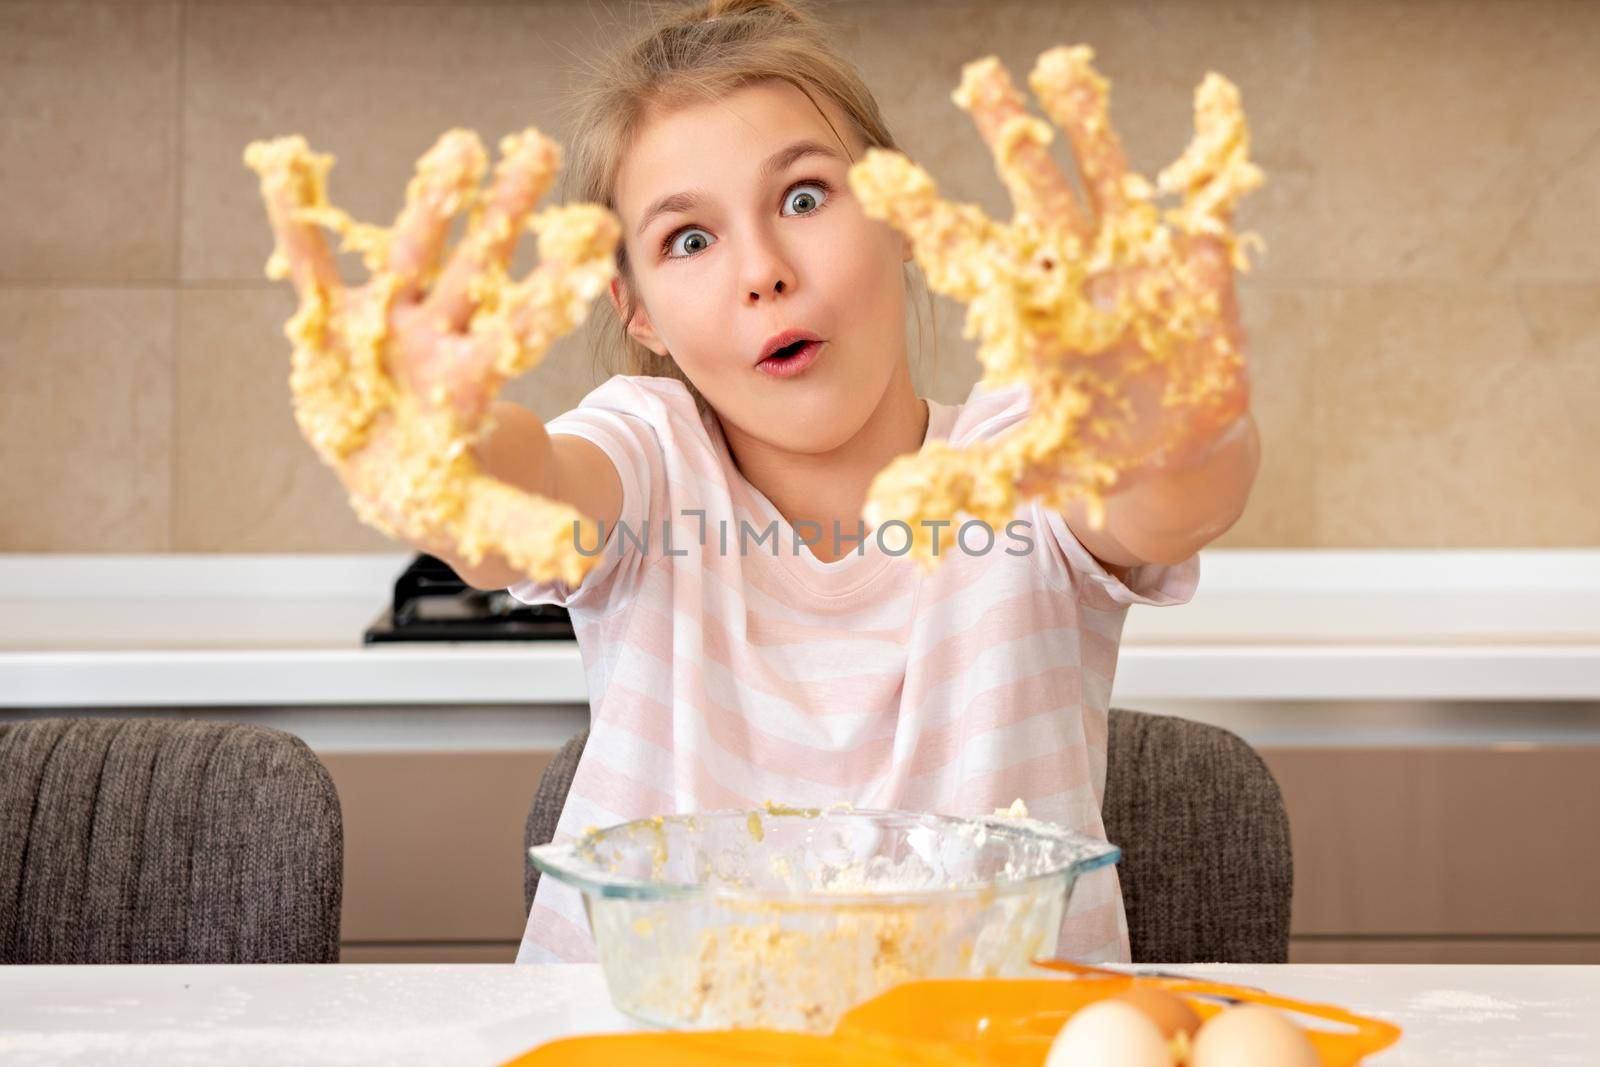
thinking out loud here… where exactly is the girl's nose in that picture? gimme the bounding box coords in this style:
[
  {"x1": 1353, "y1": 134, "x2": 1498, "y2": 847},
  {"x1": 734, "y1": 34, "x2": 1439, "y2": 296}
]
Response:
[
  {"x1": 740, "y1": 234, "x2": 796, "y2": 304},
  {"x1": 746, "y1": 278, "x2": 787, "y2": 303}
]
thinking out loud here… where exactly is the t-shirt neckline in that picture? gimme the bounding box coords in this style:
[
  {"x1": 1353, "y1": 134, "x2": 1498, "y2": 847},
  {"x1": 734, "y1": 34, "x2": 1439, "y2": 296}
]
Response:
[{"x1": 707, "y1": 397, "x2": 956, "y2": 597}]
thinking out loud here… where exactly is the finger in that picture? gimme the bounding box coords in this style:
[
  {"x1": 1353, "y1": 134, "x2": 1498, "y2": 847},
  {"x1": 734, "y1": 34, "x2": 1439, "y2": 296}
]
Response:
[
  {"x1": 847, "y1": 149, "x2": 1004, "y2": 304},
  {"x1": 1172, "y1": 224, "x2": 1246, "y2": 379},
  {"x1": 471, "y1": 202, "x2": 621, "y2": 379},
  {"x1": 953, "y1": 56, "x2": 1089, "y2": 237},
  {"x1": 1028, "y1": 46, "x2": 1134, "y2": 229},
  {"x1": 1155, "y1": 72, "x2": 1265, "y2": 265},
  {"x1": 1183, "y1": 230, "x2": 1235, "y2": 298},
  {"x1": 243, "y1": 136, "x2": 344, "y2": 301},
  {"x1": 385, "y1": 128, "x2": 489, "y2": 303},
  {"x1": 425, "y1": 128, "x2": 562, "y2": 333},
  {"x1": 284, "y1": 286, "x2": 399, "y2": 464},
  {"x1": 1180, "y1": 230, "x2": 1252, "y2": 425}
]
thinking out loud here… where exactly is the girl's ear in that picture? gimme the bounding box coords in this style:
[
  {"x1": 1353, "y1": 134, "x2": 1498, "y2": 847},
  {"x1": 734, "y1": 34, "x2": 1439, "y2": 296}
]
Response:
[
  {"x1": 901, "y1": 233, "x2": 913, "y2": 263},
  {"x1": 609, "y1": 275, "x2": 669, "y2": 358}
]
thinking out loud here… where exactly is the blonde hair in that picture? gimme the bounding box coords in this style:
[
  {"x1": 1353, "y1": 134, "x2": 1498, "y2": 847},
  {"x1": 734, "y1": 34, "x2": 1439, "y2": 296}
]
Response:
[{"x1": 557, "y1": 0, "x2": 939, "y2": 418}]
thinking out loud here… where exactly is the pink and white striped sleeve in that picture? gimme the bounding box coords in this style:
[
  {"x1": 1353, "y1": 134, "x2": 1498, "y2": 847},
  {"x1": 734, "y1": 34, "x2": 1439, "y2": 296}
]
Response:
[{"x1": 1029, "y1": 500, "x2": 1201, "y2": 608}]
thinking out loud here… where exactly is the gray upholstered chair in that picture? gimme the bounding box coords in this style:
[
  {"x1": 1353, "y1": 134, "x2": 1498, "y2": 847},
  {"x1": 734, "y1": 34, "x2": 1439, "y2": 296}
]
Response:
[
  {"x1": 524, "y1": 707, "x2": 1292, "y2": 963},
  {"x1": 0, "y1": 717, "x2": 344, "y2": 964},
  {"x1": 1101, "y1": 708, "x2": 1292, "y2": 963}
]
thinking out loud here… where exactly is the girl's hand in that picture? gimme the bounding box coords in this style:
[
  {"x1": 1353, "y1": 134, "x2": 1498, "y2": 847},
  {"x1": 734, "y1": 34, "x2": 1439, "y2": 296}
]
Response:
[
  {"x1": 849, "y1": 45, "x2": 1264, "y2": 554},
  {"x1": 243, "y1": 129, "x2": 620, "y2": 584}
]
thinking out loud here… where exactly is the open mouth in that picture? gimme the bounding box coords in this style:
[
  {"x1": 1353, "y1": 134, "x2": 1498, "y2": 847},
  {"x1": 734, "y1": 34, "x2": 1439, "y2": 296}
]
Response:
[
  {"x1": 766, "y1": 339, "x2": 809, "y2": 360},
  {"x1": 756, "y1": 338, "x2": 823, "y2": 378}
]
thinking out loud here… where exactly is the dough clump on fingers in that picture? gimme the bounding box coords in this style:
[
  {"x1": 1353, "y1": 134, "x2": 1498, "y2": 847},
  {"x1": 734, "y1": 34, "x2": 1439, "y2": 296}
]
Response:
[
  {"x1": 244, "y1": 129, "x2": 620, "y2": 586},
  {"x1": 849, "y1": 45, "x2": 1265, "y2": 569}
]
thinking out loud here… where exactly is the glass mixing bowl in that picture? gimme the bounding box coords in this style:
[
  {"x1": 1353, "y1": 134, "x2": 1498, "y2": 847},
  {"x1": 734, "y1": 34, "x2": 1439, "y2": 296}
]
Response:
[{"x1": 529, "y1": 806, "x2": 1120, "y2": 1032}]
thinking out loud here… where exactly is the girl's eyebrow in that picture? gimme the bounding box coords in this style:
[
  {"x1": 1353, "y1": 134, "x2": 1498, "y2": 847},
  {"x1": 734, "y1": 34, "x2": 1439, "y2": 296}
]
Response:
[{"x1": 633, "y1": 138, "x2": 844, "y2": 238}]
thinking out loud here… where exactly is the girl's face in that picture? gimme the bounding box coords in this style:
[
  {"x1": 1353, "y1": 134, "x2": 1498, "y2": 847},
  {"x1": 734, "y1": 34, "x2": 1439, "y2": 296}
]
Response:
[{"x1": 609, "y1": 79, "x2": 914, "y2": 455}]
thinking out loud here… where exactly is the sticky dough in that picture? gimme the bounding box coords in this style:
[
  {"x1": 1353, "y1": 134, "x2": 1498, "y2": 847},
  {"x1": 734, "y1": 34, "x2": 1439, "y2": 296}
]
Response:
[
  {"x1": 241, "y1": 44, "x2": 1262, "y2": 586},
  {"x1": 848, "y1": 45, "x2": 1265, "y2": 568},
  {"x1": 243, "y1": 129, "x2": 619, "y2": 586}
]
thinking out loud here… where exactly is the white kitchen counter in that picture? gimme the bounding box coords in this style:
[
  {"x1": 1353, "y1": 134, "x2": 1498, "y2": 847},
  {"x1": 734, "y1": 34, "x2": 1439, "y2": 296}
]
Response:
[
  {"x1": 3, "y1": 551, "x2": 1598, "y2": 749},
  {"x1": 1, "y1": 962, "x2": 1596, "y2": 1065}
]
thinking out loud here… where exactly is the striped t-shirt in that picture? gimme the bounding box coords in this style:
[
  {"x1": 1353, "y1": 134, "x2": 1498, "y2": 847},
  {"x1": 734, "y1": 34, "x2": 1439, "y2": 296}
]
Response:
[{"x1": 508, "y1": 374, "x2": 1199, "y2": 964}]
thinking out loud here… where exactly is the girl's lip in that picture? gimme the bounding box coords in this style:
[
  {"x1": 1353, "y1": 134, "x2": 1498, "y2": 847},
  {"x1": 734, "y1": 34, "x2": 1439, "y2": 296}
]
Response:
[{"x1": 755, "y1": 339, "x2": 824, "y2": 378}]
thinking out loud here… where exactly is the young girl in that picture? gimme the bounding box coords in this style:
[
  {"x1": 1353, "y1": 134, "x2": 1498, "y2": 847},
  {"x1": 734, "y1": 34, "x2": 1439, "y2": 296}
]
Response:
[
  {"x1": 489, "y1": 0, "x2": 1255, "y2": 966},
  {"x1": 254, "y1": 0, "x2": 1258, "y2": 967}
]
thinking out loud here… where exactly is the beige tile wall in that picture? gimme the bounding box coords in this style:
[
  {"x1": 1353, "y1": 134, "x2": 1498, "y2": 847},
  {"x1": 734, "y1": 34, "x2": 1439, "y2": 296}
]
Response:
[{"x1": 3, "y1": 0, "x2": 1596, "y2": 552}]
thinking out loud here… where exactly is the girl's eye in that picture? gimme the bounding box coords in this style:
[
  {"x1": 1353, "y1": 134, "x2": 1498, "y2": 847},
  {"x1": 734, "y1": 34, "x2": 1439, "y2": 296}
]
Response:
[
  {"x1": 660, "y1": 180, "x2": 830, "y2": 260},
  {"x1": 666, "y1": 228, "x2": 715, "y2": 258},
  {"x1": 782, "y1": 181, "x2": 828, "y2": 216}
]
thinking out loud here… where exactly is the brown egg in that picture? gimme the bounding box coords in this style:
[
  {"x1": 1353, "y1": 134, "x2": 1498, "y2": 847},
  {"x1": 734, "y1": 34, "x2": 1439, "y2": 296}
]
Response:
[
  {"x1": 1112, "y1": 985, "x2": 1203, "y2": 1042},
  {"x1": 1190, "y1": 1004, "x2": 1320, "y2": 1067}
]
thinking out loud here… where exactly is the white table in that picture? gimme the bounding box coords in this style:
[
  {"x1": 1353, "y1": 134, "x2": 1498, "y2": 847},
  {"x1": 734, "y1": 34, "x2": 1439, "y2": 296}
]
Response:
[{"x1": 1, "y1": 964, "x2": 1596, "y2": 1064}]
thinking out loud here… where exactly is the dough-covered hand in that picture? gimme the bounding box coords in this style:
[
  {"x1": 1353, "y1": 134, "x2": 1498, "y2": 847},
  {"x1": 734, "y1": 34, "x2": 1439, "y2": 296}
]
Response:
[
  {"x1": 244, "y1": 128, "x2": 619, "y2": 585},
  {"x1": 849, "y1": 46, "x2": 1264, "y2": 568}
]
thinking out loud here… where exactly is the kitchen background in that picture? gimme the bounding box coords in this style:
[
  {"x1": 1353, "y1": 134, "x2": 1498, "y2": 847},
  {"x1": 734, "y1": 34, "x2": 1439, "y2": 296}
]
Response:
[{"x1": 3, "y1": 0, "x2": 1597, "y2": 965}]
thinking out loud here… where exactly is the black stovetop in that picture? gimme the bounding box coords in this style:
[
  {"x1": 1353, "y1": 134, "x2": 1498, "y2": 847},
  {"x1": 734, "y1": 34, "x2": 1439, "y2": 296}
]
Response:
[{"x1": 362, "y1": 554, "x2": 575, "y2": 643}]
